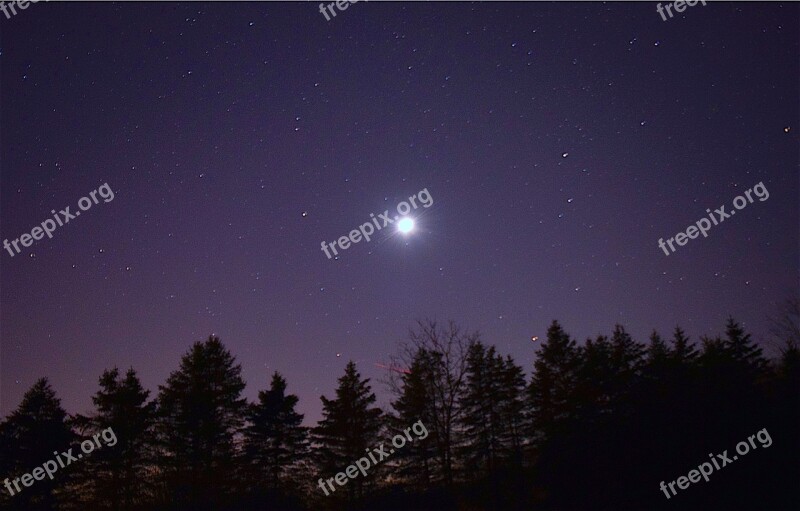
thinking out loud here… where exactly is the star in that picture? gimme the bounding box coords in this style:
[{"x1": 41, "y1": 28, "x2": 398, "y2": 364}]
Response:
[{"x1": 397, "y1": 217, "x2": 415, "y2": 234}]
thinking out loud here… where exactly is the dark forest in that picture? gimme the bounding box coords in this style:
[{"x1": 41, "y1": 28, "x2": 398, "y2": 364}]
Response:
[{"x1": 2, "y1": 308, "x2": 798, "y2": 511}]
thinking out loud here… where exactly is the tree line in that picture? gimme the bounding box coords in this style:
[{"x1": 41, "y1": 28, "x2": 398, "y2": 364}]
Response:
[{"x1": 1, "y1": 311, "x2": 798, "y2": 511}]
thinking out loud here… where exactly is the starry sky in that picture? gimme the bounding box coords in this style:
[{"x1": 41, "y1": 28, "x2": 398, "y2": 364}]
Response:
[{"x1": 1, "y1": 2, "x2": 798, "y2": 424}]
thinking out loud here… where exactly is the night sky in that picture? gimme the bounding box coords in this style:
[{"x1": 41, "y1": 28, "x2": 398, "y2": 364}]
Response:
[{"x1": 1, "y1": 1, "x2": 798, "y2": 425}]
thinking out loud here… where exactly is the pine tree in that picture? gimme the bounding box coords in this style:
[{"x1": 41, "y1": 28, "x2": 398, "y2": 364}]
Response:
[
  {"x1": 76, "y1": 367, "x2": 156, "y2": 511},
  {"x1": 723, "y1": 317, "x2": 767, "y2": 375},
  {"x1": 576, "y1": 327, "x2": 650, "y2": 419},
  {"x1": 313, "y1": 361, "x2": 382, "y2": 502},
  {"x1": 527, "y1": 320, "x2": 580, "y2": 442},
  {"x1": 0, "y1": 378, "x2": 73, "y2": 510},
  {"x1": 610, "y1": 324, "x2": 646, "y2": 376},
  {"x1": 459, "y1": 342, "x2": 496, "y2": 473},
  {"x1": 608, "y1": 324, "x2": 646, "y2": 403},
  {"x1": 662, "y1": 326, "x2": 699, "y2": 391},
  {"x1": 699, "y1": 335, "x2": 726, "y2": 366},
  {"x1": 390, "y1": 348, "x2": 438, "y2": 487},
  {"x1": 243, "y1": 372, "x2": 308, "y2": 491},
  {"x1": 670, "y1": 326, "x2": 698, "y2": 364},
  {"x1": 646, "y1": 330, "x2": 670, "y2": 365},
  {"x1": 156, "y1": 336, "x2": 247, "y2": 510},
  {"x1": 460, "y1": 344, "x2": 527, "y2": 474},
  {"x1": 573, "y1": 334, "x2": 613, "y2": 420},
  {"x1": 779, "y1": 339, "x2": 800, "y2": 389},
  {"x1": 697, "y1": 333, "x2": 732, "y2": 400},
  {"x1": 497, "y1": 355, "x2": 526, "y2": 460}
]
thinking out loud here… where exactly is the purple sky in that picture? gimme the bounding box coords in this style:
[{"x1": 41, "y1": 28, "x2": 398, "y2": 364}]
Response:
[{"x1": 1, "y1": 2, "x2": 798, "y2": 424}]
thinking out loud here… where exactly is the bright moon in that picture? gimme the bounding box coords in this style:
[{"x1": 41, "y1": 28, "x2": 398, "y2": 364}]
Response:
[{"x1": 397, "y1": 217, "x2": 415, "y2": 234}]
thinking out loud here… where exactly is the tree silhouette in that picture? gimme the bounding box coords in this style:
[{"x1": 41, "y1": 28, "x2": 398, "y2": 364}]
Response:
[
  {"x1": 1, "y1": 318, "x2": 797, "y2": 511},
  {"x1": 646, "y1": 330, "x2": 670, "y2": 366},
  {"x1": 242, "y1": 372, "x2": 308, "y2": 497},
  {"x1": 75, "y1": 367, "x2": 155, "y2": 511},
  {"x1": 313, "y1": 361, "x2": 382, "y2": 503},
  {"x1": 496, "y1": 355, "x2": 526, "y2": 461},
  {"x1": 459, "y1": 342, "x2": 496, "y2": 474},
  {"x1": 395, "y1": 320, "x2": 476, "y2": 487},
  {"x1": 0, "y1": 378, "x2": 73, "y2": 510},
  {"x1": 459, "y1": 343, "x2": 526, "y2": 475},
  {"x1": 724, "y1": 316, "x2": 768, "y2": 375},
  {"x1": 155, "y1": 336, "x2": 247, "y2": 510},
  {"x1": 527, "y1": 320, "x2": 580, "y2": 442},
  {"x1": 671, "y1": 326, "x2": 698, "y2": 364},
  {"x1": 390, "y1": 348, "x2": 439, "y2": 488}
]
